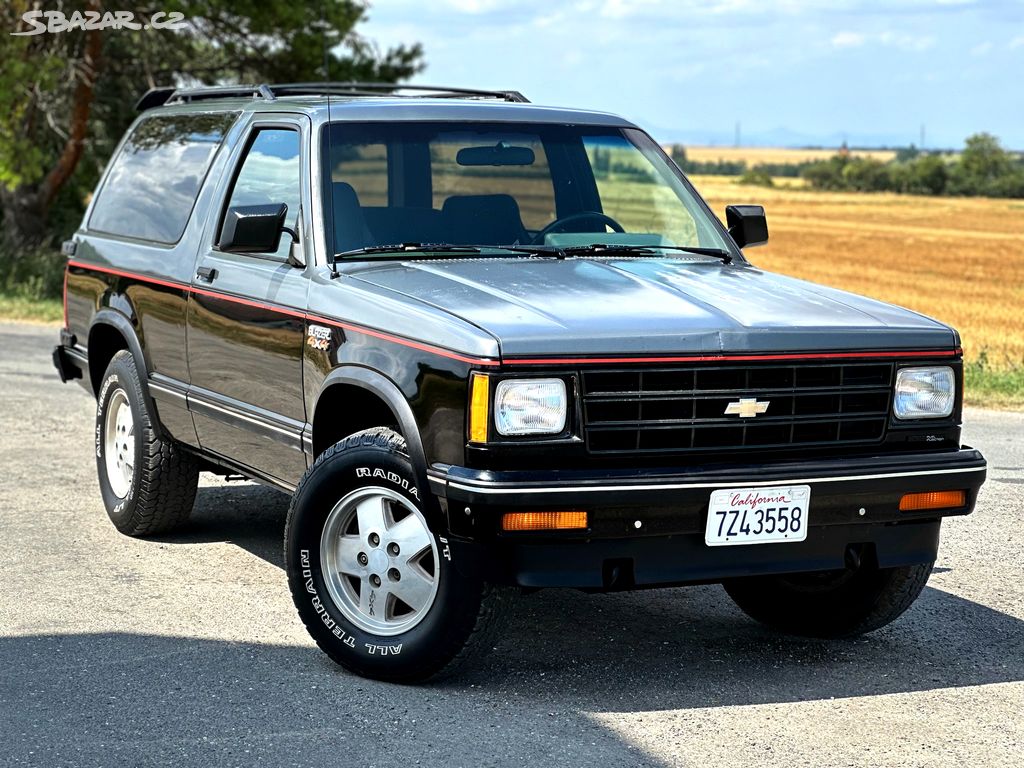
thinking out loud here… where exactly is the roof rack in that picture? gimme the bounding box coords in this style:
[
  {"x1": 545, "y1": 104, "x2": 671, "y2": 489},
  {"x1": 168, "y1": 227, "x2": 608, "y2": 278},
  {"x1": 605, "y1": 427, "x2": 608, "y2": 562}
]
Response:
[
  {"x1": 272, "y1": 83, "x2": 529, "y2": 103},
  {"x1": 135, "y1": 82, "x2": 529, "y2": 111}
]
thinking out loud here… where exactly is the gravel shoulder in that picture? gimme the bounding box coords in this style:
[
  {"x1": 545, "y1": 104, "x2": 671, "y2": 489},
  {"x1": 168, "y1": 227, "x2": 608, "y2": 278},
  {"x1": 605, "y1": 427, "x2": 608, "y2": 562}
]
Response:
[{"x1": 1, "y1": 322, "x2": 1021, "y2": 768}]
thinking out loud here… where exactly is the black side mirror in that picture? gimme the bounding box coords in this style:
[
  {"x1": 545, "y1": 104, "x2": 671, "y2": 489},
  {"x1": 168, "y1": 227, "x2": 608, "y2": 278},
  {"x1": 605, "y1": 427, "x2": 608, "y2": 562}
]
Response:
[
  {"x1": 219, "y1": 203, "x2": 288, "y2": 253},
  {"x1": 725, "y1": 204, "x2": 768, "y2": 248}
]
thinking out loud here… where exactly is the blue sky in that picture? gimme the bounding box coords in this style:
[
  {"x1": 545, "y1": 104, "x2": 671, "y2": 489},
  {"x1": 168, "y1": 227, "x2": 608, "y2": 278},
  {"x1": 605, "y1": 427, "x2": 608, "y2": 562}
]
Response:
[{"x1": 361, "y1": 0, "x2": 1024, "y2": 149}]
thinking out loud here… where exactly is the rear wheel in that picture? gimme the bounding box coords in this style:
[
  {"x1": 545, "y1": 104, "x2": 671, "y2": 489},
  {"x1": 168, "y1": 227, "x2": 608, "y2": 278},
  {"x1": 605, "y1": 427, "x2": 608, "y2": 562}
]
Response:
[
  {"x1": 95, "y1": 350, "x2": 199, "y2": 536},
  {"x1": 724, "y1": 553, "x2": 933, "y2": 638},
  {"x1": 285, "y1": 427, "x2": 508, "y2": 682}
]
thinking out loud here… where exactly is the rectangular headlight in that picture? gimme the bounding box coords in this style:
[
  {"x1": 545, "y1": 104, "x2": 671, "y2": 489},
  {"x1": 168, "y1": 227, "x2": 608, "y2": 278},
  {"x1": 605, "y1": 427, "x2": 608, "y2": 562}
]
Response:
[
  {"x1": 894, "y1": 366, "x2": 955, "y2": 419},
  {"x1": 494, "y1": 378, "x2": 567, "y2": 436}
]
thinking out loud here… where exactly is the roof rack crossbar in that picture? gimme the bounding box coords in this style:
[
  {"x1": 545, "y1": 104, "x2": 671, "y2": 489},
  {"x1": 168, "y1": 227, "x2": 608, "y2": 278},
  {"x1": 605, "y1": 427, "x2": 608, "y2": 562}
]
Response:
[
  {"x1": 270, "y1": 82, "x2": 530, "y2": 102},
  {"x1": 136, "y1": 84, "x2": 275, "y2": 111},
  {"x1": 136, "y1": 82, "x2": 529, "y2": 110}
]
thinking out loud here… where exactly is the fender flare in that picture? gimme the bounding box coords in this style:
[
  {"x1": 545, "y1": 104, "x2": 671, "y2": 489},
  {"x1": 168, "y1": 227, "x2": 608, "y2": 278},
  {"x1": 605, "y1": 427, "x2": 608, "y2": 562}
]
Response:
[
  {"x1": 88, "y1": 309, "x2": 162, "y2": 436},
  {"x1": 315, "y1": 366, "x2": 437, "y2": 519}
]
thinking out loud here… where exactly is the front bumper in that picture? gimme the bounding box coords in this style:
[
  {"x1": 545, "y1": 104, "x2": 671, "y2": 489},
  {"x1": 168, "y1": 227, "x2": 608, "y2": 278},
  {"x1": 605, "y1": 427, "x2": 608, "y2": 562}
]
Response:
[{"x1": 429, "y1": 447, "x2": 986, "y2": 588}]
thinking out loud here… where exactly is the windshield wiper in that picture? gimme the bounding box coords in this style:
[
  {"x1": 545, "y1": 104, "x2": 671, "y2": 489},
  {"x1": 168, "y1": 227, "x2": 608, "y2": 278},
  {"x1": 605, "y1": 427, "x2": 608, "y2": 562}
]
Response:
[
  {"x1": 562, "y1": 243, "x2": 733, "y2": 264},
  {"x1": 334, "y1": 243, "x2": 483, "y2": 259},
  {"x1": 333, "y1": 242, "x2": 566, "y2": 262}
]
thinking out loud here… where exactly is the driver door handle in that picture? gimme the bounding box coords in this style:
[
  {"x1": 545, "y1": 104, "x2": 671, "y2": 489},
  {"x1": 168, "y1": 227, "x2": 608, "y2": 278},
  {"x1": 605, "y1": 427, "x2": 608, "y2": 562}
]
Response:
[{"x1": 196, "y1": 266, "x2": 218, "y2": 283}]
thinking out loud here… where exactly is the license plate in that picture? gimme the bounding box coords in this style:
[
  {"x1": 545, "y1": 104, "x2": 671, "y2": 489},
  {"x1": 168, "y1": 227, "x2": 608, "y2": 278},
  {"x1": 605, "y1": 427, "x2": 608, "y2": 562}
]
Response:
[{"x1": 705, "y1": 485, "x2": 811, "y2": 546}]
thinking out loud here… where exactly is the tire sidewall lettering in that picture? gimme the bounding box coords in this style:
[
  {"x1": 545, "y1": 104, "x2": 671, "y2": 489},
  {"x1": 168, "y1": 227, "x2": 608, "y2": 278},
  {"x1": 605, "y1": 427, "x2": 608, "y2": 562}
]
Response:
[
  {"x1": 95, "y1": 364, "x2": 138, "y2": 515},
  {"x1": 300, "y1": 549, "x2": 357, "y2": 649},
  {"x1": 95, "y1": 373, "x2": 120, "y2": 459},
  {"x1": 354, "y1": 466, "x2": 420, "y2": 501}
]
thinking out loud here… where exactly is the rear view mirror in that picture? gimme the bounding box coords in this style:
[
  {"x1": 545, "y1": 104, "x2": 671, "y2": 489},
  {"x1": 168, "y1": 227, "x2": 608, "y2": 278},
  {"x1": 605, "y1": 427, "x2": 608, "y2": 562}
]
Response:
[
  {"x1": 457, "y1": 143, "x2": 535, "y2": 166},
  {"x1": 725, "y1": 204, "x2": 768, "y2": 248},
  {"x1": 219, "y1": 203, "x2": 288, "y2": 253}
]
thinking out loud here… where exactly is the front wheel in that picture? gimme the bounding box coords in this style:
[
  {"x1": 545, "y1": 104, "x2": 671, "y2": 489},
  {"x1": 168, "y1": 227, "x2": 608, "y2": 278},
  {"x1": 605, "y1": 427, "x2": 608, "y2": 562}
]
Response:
[
  {"x1": 285, "y1": 428, "x2": 507, "y2": 682},
  {"x1": 723, "y1": 553, "x2": 933, "y2": 638}
]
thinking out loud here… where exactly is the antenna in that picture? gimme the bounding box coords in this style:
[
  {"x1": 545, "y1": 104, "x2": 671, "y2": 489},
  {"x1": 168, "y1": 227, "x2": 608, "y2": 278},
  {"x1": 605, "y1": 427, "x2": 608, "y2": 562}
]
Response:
[
  {"x1": 326, "y1": 87, "x2": 339, "y2": 278},
  {"x1": 320, "y1": 1, "x2": 329, "y2": 80}
]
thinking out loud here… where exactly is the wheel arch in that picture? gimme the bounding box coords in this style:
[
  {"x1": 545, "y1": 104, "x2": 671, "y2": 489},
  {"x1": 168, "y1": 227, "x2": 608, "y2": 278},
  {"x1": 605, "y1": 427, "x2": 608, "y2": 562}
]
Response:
[
  {"x1": 313, "y1": 366, "x2": 434, "y2": 515},
  {"x1": 87, "y1": 310, "x2": 162, "y2": 434}
]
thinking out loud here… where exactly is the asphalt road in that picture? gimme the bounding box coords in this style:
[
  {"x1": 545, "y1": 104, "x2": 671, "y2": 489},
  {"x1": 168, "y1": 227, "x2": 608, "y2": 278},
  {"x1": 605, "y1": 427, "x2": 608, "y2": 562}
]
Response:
[{"x1": 1, "y1": 321, "x2": 1022, "y2": 768}]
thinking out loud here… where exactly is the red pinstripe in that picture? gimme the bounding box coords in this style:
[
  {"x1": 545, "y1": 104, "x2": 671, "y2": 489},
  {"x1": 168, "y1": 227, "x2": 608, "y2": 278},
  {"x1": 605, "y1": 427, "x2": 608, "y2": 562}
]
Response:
[
  {"x1": 505, "y1": 348, "x2": 962, "y2": 366},
  {"x1": 67, "y1": 260, "x2": 961, "y2": 369},
  {"x1": 67, "y1": 260, "x2": 499, "y2": 366}
]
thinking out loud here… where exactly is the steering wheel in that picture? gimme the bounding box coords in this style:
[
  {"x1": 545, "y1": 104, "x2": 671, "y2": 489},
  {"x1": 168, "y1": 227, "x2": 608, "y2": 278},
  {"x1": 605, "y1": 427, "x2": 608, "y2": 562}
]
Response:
[{"x1": 530, "y1": 211, "x2": 625, "y2": 245}]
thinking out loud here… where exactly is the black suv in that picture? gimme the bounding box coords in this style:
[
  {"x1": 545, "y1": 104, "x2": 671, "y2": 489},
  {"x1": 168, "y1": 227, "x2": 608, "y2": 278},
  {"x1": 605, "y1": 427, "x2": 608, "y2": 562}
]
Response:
[{"x1": 53, "y1": 83, "x2": 987, "y2": 682}]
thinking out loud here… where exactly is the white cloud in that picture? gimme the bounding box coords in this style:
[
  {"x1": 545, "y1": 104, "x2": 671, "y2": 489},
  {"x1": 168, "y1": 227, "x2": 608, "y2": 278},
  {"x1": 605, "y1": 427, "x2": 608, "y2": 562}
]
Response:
[
  {"x1": 443, "y1": 0, "x2": 508, "y2": 13},
  {"x1": 970, "y1": 41, "x2": 992, "y2": 56},
  {"x1": 878, "y1": 30, "x2": 935, "y2": 51},
  {"x1": 599, "y1": 0, "x2": 666, "y2": 19},
  {"x1": 1010, "y1": 35, "x2": 1024, "y2": 49},
  {"x1": 831, "y1": 31, "x2": 865, "y2": 48}
]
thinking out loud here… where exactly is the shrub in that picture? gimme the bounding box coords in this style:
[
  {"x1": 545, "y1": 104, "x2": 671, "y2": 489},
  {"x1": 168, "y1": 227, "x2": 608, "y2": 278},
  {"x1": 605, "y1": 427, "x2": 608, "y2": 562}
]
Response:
[
  {"x1": 841, "y1": 158, "x2": 893, "y2": 192},
  {"x1": 0, "y1": 244, "x2": 65, "y2": 301},
  {"x1": 739, "y1": 167, "x2": 775, "y2": 187}
]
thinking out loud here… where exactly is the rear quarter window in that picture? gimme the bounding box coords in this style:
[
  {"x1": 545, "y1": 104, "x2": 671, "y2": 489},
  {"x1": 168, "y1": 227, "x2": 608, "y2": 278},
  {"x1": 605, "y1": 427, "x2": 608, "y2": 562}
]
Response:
[{"x1": 88, "y1": 112, "x2": 238, "y2": 243}]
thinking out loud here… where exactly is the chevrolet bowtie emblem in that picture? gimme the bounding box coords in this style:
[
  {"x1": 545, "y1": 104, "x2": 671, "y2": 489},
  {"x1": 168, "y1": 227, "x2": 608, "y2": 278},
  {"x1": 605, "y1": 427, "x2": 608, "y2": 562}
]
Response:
[{"x1": 724, "y1": 398, "x2": 770, "y2": 418}]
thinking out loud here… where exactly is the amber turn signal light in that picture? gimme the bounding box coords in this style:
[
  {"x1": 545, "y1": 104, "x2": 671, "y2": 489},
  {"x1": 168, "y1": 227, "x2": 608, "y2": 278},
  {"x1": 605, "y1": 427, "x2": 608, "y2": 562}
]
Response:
[
  {"x1": 898, "y1": 490, "x2": 966, "y2": 512},
  {"x1": 468, "y1": 372, "x2": 490, "y2": 443},
  {"x1": 501, "y1": 511, "x2": 588, "y2": 532}
]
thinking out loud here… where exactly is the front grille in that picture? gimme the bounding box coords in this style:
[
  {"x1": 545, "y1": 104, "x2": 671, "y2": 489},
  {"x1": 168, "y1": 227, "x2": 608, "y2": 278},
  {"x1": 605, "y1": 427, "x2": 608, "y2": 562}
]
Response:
[{"x1": 582, "y1": 361, "x2": 894, "y2": 455}]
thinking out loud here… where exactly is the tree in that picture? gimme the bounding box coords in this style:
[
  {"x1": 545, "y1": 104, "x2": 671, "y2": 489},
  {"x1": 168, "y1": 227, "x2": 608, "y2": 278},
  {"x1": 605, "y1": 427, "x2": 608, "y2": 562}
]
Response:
[
  {"x1": 801, "y1": 155, "x2": 849, "y2": 191},
  {"x1": 841, "y1": 157, "x2": 893, "y2": 192},
  {"x1": 895, "y1": 144, "x2": 919, "y2": 163},
  {"x1": 914, "y1": 154, "x2": 950, "y2": 196},
  {"x1": 950, "y1": 132, "x2": 1013, "y2": 196},
  {"x1": 0, "y1": 0, "x2": 423, "y2": 251}
]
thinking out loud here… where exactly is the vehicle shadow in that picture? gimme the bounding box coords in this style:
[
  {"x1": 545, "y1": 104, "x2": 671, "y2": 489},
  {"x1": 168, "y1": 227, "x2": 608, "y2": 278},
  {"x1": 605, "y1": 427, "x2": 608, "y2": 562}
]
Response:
[
  {"x1": 165, "y1": 483, "x2": 1024, "y2": 716},
  {"x1": 153, "y1": 481, "x2": 291, "y2": 567},
  {"x1": 0, "y1": 631, "x2": 656, "y2": 768}
]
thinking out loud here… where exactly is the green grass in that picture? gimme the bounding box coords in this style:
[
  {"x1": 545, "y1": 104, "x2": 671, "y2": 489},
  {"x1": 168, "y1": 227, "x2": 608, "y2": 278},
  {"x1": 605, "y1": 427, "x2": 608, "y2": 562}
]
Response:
[
  {"x1": 0, "y1": 291, "x2": 62, "y2": 324},
  {"x1": 964, "y1": 352, "x2": 1024, "y2": 410}
]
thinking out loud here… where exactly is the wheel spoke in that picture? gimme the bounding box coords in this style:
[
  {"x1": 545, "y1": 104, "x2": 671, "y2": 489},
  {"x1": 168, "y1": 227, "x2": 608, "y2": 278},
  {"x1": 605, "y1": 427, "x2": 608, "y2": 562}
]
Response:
[
  {"x1": 359, "y1": 580, "x2": 384, "y2": 619},
  {"x1": 390, "y1": 568, "x2": 434, "y2": 613},
  {"x1": 388, "y1": 514, "x2": 433, "y2": 562},
  {"x1": 355, "y1": 495, "x2": 388, "y2": 537},
  {"x1": 336, "y1": 535, "x2": 365, "y2": 576}
]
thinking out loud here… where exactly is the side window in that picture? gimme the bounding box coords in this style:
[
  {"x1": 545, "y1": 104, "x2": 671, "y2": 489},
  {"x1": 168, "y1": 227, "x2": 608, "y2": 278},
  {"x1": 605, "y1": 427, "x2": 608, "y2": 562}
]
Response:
[
  {"x1": 222, "y1": 128, "x2": 301, "y2": 259},
  {"x1": 89, "y1": 112, "x2": 237, "y2": 243}
]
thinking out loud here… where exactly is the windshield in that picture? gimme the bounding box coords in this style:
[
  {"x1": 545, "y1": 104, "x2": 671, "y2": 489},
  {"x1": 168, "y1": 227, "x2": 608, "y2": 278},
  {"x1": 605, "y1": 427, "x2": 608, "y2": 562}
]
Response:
[{"x1": 321, "y1": 121, "x2": 735, "y2": 257}]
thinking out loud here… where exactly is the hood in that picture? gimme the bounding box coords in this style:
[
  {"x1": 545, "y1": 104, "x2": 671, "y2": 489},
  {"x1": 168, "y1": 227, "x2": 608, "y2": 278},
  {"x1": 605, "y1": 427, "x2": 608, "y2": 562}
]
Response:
[{"x1": 348, "y1": 257, "x2": 957, "y2": 357}]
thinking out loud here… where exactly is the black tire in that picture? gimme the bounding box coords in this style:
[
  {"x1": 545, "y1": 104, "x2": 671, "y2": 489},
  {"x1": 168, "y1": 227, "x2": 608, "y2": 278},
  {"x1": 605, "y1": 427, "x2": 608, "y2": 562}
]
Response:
[
  {"x1": 285, "y1": 427, "x2": 508, "y2": 683},
  {"x1": 95, "y1": 350, "x2": 199, "y2": 536},
  {"x1": 723, "y1": 553, "x2": 933, "y2": 638}
]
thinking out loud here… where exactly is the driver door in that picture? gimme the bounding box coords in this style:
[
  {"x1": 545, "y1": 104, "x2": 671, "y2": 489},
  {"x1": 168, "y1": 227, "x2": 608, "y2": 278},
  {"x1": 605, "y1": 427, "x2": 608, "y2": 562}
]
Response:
[{"x1": 186, "y1": 116, "x2": 312, "y2": 487}]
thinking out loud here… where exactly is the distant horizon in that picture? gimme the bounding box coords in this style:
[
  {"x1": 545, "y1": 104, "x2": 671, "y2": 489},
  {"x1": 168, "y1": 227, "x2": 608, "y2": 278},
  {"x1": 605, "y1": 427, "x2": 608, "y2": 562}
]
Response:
[
  {"x1": 363, "y1": 0, "x2": 1024, "y2": 153},
  {"x1": 660, "y1": 140, "x2": 997, "y2": 153}
]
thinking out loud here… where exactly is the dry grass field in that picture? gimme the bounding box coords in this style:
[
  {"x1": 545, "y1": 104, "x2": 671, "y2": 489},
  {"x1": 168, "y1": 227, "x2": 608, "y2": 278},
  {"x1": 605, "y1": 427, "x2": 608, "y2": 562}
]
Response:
[
  {"x1": 682, "y1": 146, "x2": 898, "y2": 165},
  {"x1": 691, "y1": 175, "x2": 1024, "y2": 406}
]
